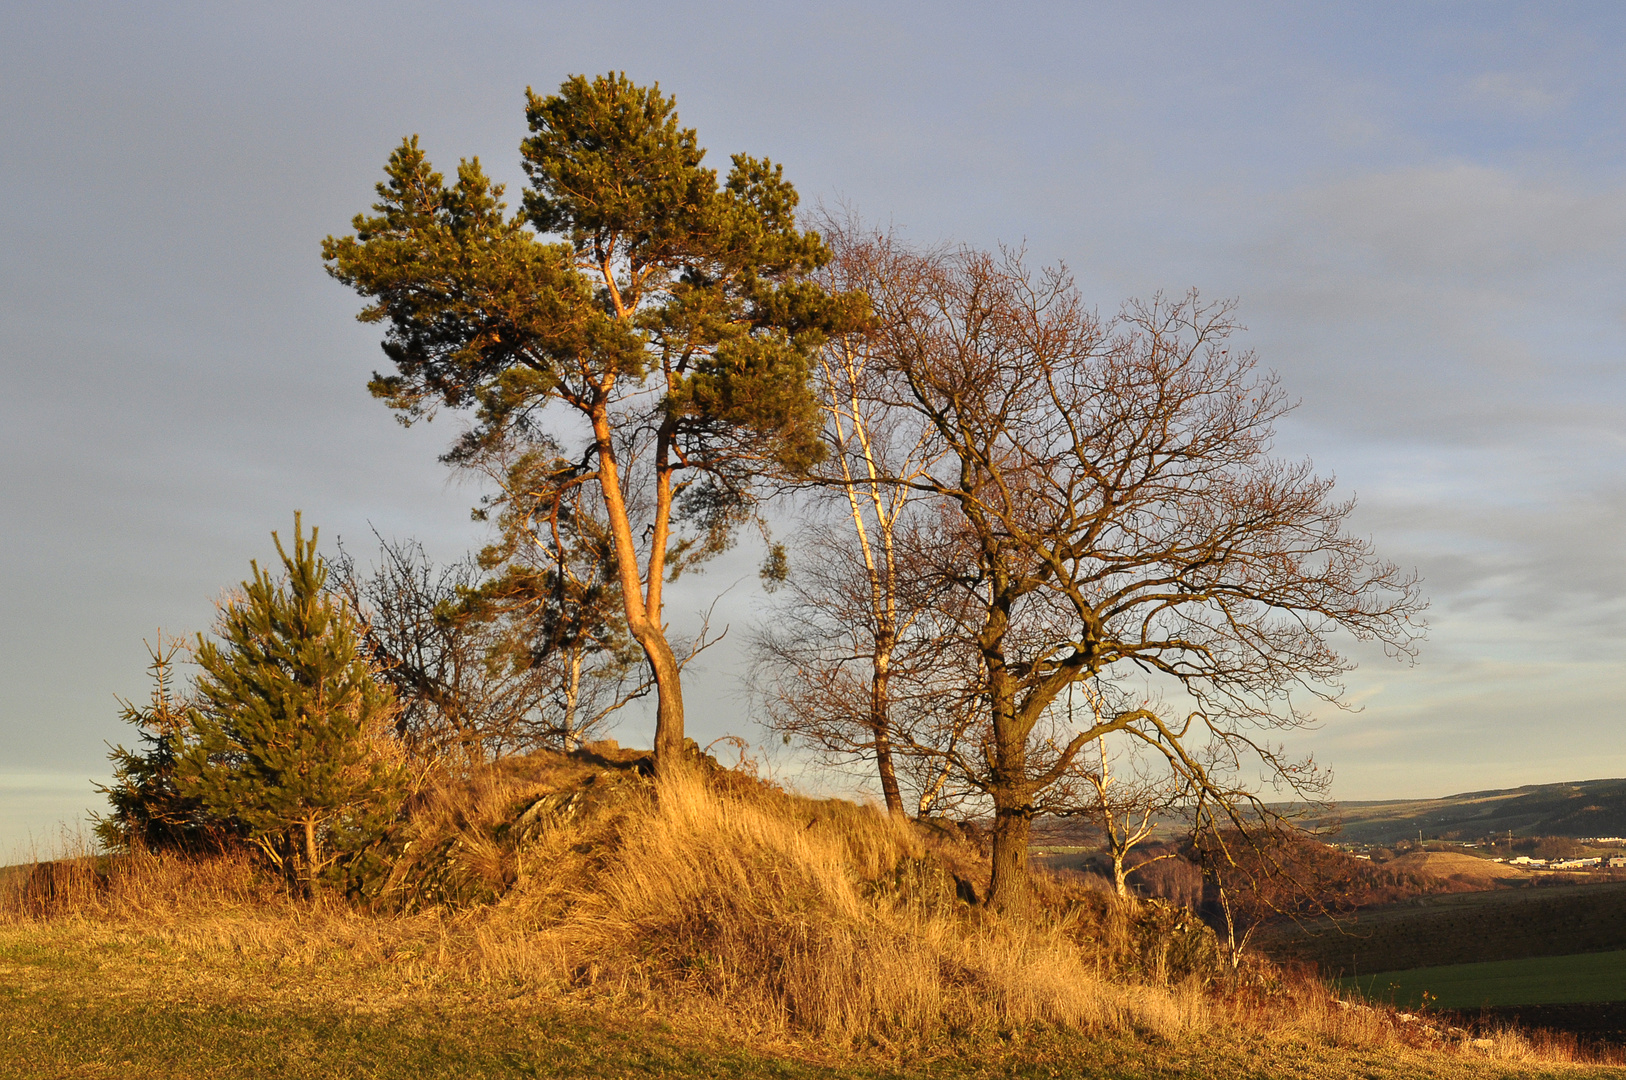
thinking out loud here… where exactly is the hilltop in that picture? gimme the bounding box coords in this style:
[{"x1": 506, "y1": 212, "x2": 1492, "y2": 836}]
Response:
[
  {"x1": 5, "y1": 751, "x2": 1614, "y2": 1078},
  {"x1": 1313, "y1": 778, "x2": 1626, "y2": 844}
]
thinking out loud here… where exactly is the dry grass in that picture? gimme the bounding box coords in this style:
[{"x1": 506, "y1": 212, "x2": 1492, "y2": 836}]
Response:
[
  {"x1": 485, "y1": 762, "x2": 1209, "y2": 1044},
  {"x1": 1387, "y1": 850, "x2": 1531, "y2": 886},
  {"x1": 3, "y1": 754, "x2": 1621, "y2": 1076}
]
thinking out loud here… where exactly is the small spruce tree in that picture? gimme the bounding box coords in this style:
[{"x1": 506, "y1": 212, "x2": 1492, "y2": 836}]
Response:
[
  {"x1": 178, "y1": 514, "x2": 404, "y2": 897},
  {"x1": 94, "y1": 633, "x2": 233, "y2": 853}
]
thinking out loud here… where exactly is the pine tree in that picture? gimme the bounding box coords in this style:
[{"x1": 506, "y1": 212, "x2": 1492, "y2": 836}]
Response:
[
  {"x1": 94, "y1": 633, "x2": 232, "y2": 853},
  {"x1": 178, "y1": 514, "x2": 404, "y2": 896},
  {"x1": 323, "y1": 73, "x2": 865, "y2": 772}
]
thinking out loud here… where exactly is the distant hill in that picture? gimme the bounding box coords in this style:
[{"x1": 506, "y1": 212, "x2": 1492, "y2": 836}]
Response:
[{"x1": 1312, "y1": 778, "x2": 1626, "y2": 844}]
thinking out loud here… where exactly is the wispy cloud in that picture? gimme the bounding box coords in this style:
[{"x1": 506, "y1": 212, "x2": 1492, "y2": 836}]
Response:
[{"x1": 1469, "y1": 71, "x2": 1570, "y2": 118}]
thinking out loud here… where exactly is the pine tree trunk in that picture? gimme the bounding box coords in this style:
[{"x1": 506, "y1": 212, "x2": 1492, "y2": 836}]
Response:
[
  {"x1": 589, "y1": 407, "x2": 686, "y2": 776},
  {"x1": 646, "y1": 633, "x2": 686, "y2": 774},
  {"x1": 303, "y1": 817, "x2": 318, "y2": 900}
]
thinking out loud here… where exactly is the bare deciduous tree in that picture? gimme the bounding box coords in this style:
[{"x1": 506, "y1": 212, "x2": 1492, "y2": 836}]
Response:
[
  {"x1": 1067, "y1": 685, "x2": 1189, "y2": 899},
  {"x1": 863, "y1": 245, "x2": 1425, "y2": 915},
  {"x1": 333, "y1": 538, "x2": 524, "y2": 758}
]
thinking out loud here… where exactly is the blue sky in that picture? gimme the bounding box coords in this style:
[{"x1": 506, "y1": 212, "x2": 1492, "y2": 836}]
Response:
[{"x1": 4, "y1": 2, "x2": 1625, "y2": 852}]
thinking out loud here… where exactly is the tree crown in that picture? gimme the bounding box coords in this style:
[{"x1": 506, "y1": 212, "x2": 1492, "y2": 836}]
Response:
[
  {"x1": 322, "y1": 74, "x2": 859, "y2": 480},
  {"x1": 179, "y1": 515, "x2": 401, "y2": 869}
]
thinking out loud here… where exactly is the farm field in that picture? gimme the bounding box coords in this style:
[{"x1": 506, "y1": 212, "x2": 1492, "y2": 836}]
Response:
[
  {"x1": 1257, "y1": 881, "x2": 1626, "y2": 975},
  {"x1": 1341, "y1": 950, "x2": 1626, "y2": 1010}
]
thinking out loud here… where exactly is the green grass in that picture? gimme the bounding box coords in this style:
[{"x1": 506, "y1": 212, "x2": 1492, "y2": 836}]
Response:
[
  {"x1": 1258, "y1": 882, "x2": 1626, "y2": 975},
  {"x1": 0, "y1": 985, "x2": 839, "y2": 1080},
  {"x1": 1341, "y1": 950, "x2": 1626, "y2": 1011},
  {"x1": 0, "y1": 924, "x2": 1612, "y2": 1079}
]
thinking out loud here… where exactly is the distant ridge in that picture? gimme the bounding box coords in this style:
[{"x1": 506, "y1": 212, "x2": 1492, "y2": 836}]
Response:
[{"x1": 1311, "y1": 777, "x2": 1626, "y2": 843}]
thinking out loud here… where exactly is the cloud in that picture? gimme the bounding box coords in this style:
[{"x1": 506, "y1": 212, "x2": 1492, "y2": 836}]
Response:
[
  {"x1": 1229, "y1": 163, "x2": 1626, "y2": 454},
  {"x1": 1468, "y1": 71, "x2": 1570, "y2": 118},
  {"x1": 1292, "y1": 163, "x2": 1626, "y2": 282}
]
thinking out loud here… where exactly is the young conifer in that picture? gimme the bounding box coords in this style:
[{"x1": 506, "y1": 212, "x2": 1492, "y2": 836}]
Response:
[
  {"x1": 94, "y1": 633, "x2": 230, "y2": 853},
  {"x1": 178, "y1": 514, "x2": 403, "y2": 897}
]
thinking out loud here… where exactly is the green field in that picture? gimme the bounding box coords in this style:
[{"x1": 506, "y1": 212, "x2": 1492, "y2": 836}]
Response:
[
  {"x1": 1341, "y1": 950, "x2": 1626, "y2": 1011},
  {"x1": 1258, "y1": 882, "x2": 1626, "y2": 975}
]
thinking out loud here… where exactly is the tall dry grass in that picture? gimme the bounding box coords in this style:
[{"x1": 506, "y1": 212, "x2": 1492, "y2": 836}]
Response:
[
  {"x1": 0, "y1": 842, "x2": 267, "y2": 922},
  {"x1": 474, "y1": 762, "x2": 1209, "y2": 1044}
]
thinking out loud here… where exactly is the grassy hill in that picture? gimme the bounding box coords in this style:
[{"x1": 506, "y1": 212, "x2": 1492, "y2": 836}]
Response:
[
  {"x1": 4, "y1": 751, "x2": 1617, "y2": 1077},
  {"x1": 1313, "y1": 779, "x2": 1626, "y2": 844}
]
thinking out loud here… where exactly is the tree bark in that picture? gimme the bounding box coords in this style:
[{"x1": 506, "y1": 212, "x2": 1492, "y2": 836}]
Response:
[
  {"x1": 1112, "y1": 851, "x2": 1130, "y2": 899},
  {"x1": 989, "y1": 799, "x2": 1032, "y2": 917},
  {"x1": 589, "y1": 405, "x2": 687, "y2": 774},
  {"x1": 871, "y1": 659, "x2": 905, "y2": 815},
  {"x1": 303, "y1": 817, "x2": 318, "y2": 900},
  {"x1": 646, "y1": 633, "x2": 687, "y2": 770},
  {"x1": 982, "y1": 592, "x2": 1036, "y2": 916},
  {"x1": 563, "y1": 646, "x2": 582, "y2": 751}
]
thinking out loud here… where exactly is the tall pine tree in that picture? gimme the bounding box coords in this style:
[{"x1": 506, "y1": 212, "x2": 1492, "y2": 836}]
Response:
[{"x1": 324, "y1": 74, "x2": 864, "y2": 771}]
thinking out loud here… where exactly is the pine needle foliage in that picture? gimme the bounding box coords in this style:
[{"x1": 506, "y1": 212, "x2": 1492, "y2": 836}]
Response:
[
  {"x1": 177, "y1": 514, "x2": 404, "y2": 897},
  {"x1": 93, "y1": 633, "x2": 234, "y2": 854},
  {"x1": 322, "y1": 72, "x2": 868, "y2": 770}
]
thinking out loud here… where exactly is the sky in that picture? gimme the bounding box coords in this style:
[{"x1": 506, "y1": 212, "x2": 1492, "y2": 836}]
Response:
[{"x1": 4, "y1": 1, "x2": 1625, "y2": 853}]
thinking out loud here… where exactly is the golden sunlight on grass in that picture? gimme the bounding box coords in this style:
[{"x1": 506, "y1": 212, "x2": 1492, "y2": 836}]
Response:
[{"x1": 2, "y1": 754, "x2": 1621, "y2": 1078}]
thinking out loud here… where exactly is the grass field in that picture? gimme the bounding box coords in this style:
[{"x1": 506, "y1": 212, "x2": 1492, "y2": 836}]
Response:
[
  {"x1": 1257, "y1": 882, "x2": 1626, "y2": 976},
  {"x1": 0, "y1": 922, "x2": 1617, "y2": 1080},
  {"x1": 1303, "y1": 778, "x2": 1626, "y2": 844},
  {"x1": 7, "y1": 759, "x2": 1623, "y2": 1079},
  {"x1": 1341, "y1": 950, "x2": 1626, "y2": 1011}
]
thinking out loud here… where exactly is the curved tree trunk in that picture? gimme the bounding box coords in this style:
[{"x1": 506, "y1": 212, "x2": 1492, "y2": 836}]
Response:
[
  {"x1": 645, "y1": 633, "x2": 687, "y2": 771},
  {"x1": 590, "y1": 407, "x2": 687, "y2": 774}
]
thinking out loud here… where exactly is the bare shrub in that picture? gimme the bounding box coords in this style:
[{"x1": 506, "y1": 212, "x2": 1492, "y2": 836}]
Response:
[{"x1": 1128, "y1": 849, "x2": 1203, "y2": 910}]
